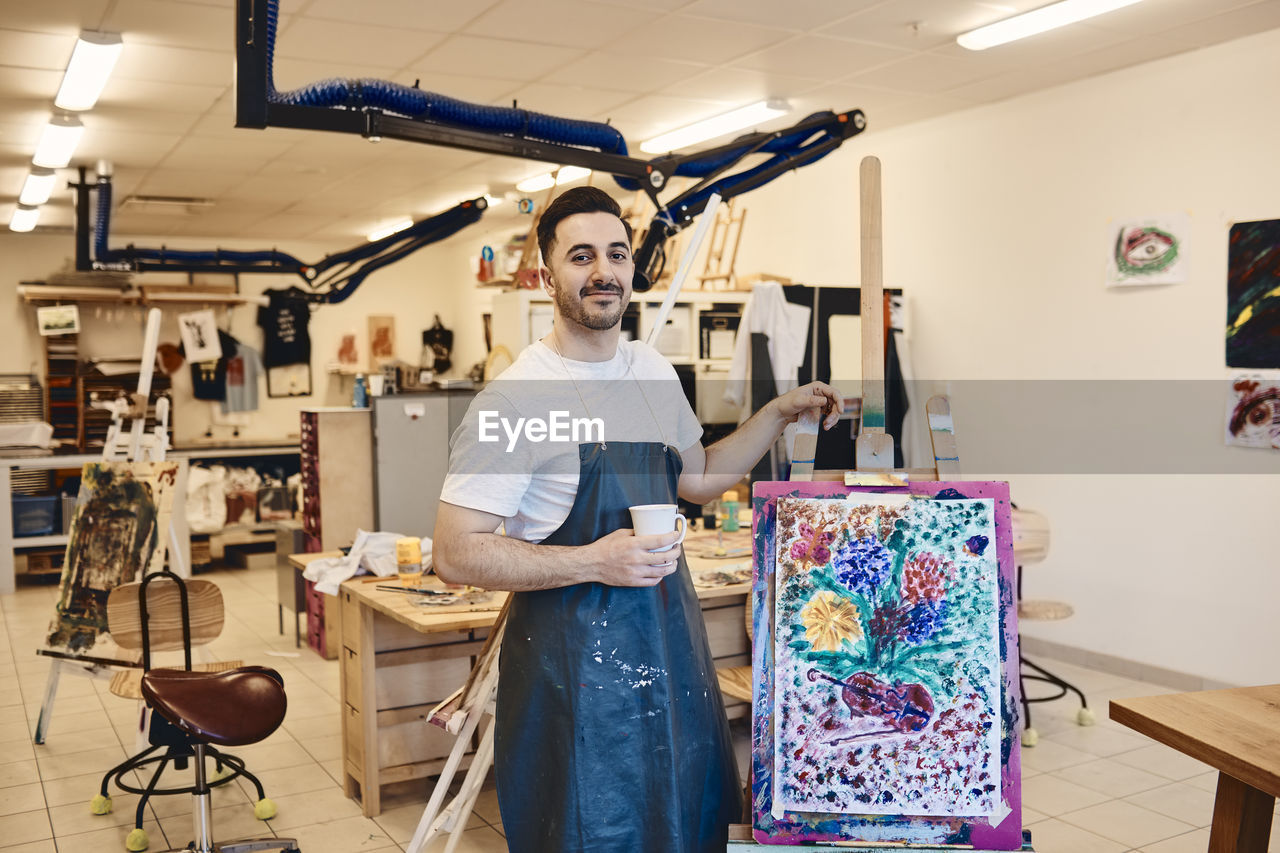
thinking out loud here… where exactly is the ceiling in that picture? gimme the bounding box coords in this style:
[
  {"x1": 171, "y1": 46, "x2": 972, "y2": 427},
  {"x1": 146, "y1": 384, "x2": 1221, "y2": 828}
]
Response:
[{"x1": 2, "y1": 0, "x2": 1278, "y2": 245}]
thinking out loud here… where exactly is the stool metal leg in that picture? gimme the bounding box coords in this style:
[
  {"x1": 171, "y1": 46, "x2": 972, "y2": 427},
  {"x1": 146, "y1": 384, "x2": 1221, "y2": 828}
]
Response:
[{"x1": 191, "y1": 743, "x2": 215, "y2": 853}]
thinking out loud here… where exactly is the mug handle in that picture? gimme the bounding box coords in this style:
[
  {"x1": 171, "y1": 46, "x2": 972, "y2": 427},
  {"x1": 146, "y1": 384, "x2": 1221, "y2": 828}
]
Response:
[{"x1": 673, "y1": 513, "x2": 687, "y2": 545}]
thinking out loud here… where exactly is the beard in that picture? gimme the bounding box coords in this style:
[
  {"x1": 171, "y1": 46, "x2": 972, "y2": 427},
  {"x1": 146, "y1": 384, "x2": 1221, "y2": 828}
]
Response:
[{"x1": 554, "y1": 284, "x2": 627, "y2": 331}]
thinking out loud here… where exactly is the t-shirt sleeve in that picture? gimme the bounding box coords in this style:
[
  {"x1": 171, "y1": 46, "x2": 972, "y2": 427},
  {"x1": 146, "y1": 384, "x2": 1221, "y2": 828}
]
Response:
[{"x1": 439, "y1": 388, "x2": 533, "y2": 519}]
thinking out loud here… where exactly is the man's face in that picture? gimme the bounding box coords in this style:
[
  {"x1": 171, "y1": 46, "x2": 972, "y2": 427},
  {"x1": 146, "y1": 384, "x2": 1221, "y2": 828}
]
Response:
[{"x1": 542, "y1": 211, "x2": 633, "y2": 332}]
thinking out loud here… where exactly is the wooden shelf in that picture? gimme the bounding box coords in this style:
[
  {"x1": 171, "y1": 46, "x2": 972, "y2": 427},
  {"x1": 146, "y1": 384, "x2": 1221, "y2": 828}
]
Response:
[{"x1": 18, "y1": 284, "x2": 267, "y2": 307}]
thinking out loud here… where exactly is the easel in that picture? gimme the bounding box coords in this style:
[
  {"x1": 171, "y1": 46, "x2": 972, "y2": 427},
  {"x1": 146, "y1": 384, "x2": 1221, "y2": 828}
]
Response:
[
  {"x1": 790, "y1": 157, "x2": 958, "y2": 485},
  {"x1": 33, "y1": 308, "x2": 191, "y2": 743},
  {"x1": 697, "y1": 199, "x2": 747, "y2": 291},
  {"x1": 404, "y1": 602, "x2": 508, "y2": 853}
]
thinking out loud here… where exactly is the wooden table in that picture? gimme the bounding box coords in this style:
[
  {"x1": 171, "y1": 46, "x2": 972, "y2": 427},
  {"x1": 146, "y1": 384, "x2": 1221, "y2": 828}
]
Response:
[
  {"x1": 291, "y1": 533, "x2": 753, "y2": 817},
  {"x1": 1110, "y1": 685, "x2": 1280, "y2": 852}
]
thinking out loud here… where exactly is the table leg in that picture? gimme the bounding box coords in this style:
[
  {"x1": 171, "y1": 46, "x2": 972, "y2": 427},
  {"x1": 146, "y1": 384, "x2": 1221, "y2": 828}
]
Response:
[{"x1": 1209, "y1": 772, "x2": 1274, "y2": 853}]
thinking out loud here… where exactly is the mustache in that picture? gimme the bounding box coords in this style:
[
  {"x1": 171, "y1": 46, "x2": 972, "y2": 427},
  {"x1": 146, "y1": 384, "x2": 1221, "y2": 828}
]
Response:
[{"x1": 580, "y1": 284, "x2": 622, "y2": 297}]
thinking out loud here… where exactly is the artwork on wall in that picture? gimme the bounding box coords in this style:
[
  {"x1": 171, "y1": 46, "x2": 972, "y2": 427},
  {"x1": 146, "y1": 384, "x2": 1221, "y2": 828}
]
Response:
[
  {"x1": 369, "y1": 315, "x2": 396, "y2": 372},
  {"x1": 36, "y1": 304, "x2": 80, "y2": 336},
  {"x1": 177, "y1": 309, "x2": 222, "y2": 362},
  {"x1": 751, "y1": 480, "x2": 1022, "y2": 849},
  {"x1": 1106, "y1": 214, "x2": 1189, "y2": 287},
  {"x1": 1226, "y1": 219, "x2": 1280, "y2": 369},
  {"x1": 45, "y1": 461, "x2": 180, "y2": 654},
  {"x1": 1225, "y1": 374, "x2": 1280, "y2": 450},
  {"x1": 266, "y1": 363, "x2": 312, "y2": 398}
]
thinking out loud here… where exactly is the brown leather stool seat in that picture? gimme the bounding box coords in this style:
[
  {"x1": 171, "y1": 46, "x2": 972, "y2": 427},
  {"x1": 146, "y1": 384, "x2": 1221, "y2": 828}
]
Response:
[{"x1": 142, "y1": 666, "x2": 287, "y2": 747}]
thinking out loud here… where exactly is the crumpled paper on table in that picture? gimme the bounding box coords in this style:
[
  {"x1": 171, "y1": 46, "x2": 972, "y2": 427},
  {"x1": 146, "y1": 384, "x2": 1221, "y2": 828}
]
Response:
[{"x1": 302, "y1": 529, "x2": 433, "y2": 595}]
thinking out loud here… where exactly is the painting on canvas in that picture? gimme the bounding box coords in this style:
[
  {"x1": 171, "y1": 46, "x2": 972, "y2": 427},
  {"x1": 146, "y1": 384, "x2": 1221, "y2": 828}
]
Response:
[
  {"x1": 45, "y1": 461, "x2": 180, "y2": 654},
  {"x1": 751, "y1": 480, "x2": 1022, "y2": 849},
  {"x1": 1106, "y1": 214, "x2": 1188, "y2": 287},
  {"x1": 1225, "y1": 374, "x2": 1280, "y2": 450},
  {"x1": 1227, "y1": 219, "x2": 1280, "y2": 369},
  {"x1": 772, "y1": 496, "x2": 1002, "y2": 818}
]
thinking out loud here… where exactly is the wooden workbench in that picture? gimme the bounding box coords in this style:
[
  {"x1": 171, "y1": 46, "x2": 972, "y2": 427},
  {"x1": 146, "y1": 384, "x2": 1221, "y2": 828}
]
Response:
[
  {"x1": 1110, "y1": 684, "x2": 1280, "y2": 853},
  {"x1": 291, "y1": 531, "x2": 752, "y2": 817}
]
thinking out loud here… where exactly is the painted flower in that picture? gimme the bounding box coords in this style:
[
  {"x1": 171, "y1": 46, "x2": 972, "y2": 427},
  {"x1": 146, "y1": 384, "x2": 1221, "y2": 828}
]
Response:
[
  {"x1": 790, "y1": 522, "x2": 835, "y2": 568},
  {"x1": 833, "y1": 535, "x2": 893, "y2": 596},
  {"x1": 800, "y1": 591, "x2": 862, "y2": 652},
  {"x1": 902, "y1": 551, "x2": 953, "y2": 604},
  {"x1": 903, "y1": 599, "x2": 948, "y2": 643}
]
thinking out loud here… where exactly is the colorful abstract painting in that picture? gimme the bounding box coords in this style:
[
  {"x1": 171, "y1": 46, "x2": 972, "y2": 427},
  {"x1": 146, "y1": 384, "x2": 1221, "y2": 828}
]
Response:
[
  {"x1": 1227, "y1": 219, "x2": 1280, "y2": 368},
  {"x1": 772, "y1": 496, "x2": 1002, "y2": 818},
  {"x1": 751, "y1": 481, "x2": 1022, "y2": 849},
  {"x1": 1225, "y1": 374, "x2": 1280, "y2": 450},
  {"x1": 1106, "y1": 214, "x2": 1188, "y2": 288},
  {"x1": 45, "y1": 461, "x2": 180, "y2": 653}
]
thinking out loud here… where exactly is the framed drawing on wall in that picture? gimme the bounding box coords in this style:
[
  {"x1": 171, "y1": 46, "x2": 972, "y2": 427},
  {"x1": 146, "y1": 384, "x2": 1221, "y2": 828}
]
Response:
[{"x1": 267, "y1": 363, "x2": 311, "y2": 398}]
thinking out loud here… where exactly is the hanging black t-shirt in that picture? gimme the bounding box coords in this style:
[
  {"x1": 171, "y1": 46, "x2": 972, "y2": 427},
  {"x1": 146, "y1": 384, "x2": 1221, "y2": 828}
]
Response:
[
  {"x1": 185, "y1": 330, "x2": 239, "y2": 401},
  {"x1": 258, "y1": 288, "x2": 312, "y2": 368}
]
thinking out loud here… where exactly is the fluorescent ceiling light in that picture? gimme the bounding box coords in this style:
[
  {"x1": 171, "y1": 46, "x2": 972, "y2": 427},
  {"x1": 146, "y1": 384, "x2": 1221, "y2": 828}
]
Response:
[
  {"x1": 956, "y1": 0, "x2": 1144, "y2": 50},
  {"x1": 10, "y1": 205, "x2": 40, "y2": 233},
  {"x1": 640, "y1": 99, "x2": 791, "y2": 154},
  {"x1": 367, "y1": 218, "x2": 414, "y2": 242},
  {"x1": 55, "y1": 31, "x2": 124, "y2": 111},
  {"x1": 19, "y1": 168, "x2": 58, "y2": 206},
  {"x1": 515, "y1": 165, "x2": 592, "y2": 194},
  {"x1": 33, "y1": 114, "x2": 84, "y2": 168}
]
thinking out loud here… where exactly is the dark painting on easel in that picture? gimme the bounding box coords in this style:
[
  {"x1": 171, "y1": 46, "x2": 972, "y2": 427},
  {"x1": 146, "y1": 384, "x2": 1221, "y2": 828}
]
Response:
[
  {"x1": 46, "y1": 462, "x2": 180, "y2": 653},
  {"x1": 1227, "y1": 219, "x2": 1280, "y2": 369}
]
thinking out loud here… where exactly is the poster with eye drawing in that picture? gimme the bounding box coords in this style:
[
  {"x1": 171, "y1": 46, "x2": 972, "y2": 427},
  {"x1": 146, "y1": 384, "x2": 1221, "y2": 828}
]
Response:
[
  {"x1": 772, "y1": 495, "x2": 1002, "y2": 819},
  {"x1": 177, "y1": 309, "x2": 222, "y2": 362},
  {"x1": 1225, "y1": 374, "x2": 1280, "y2": 450},
  {"x1": 1106, "y1": 214, "x2": 1189, "y2": 287}
]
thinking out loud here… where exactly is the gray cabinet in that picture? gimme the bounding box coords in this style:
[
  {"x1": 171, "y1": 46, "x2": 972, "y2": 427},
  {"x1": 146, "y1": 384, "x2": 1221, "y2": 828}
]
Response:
[{"x1": 371, "y1": 391, "x2": 476, "y2": 539}]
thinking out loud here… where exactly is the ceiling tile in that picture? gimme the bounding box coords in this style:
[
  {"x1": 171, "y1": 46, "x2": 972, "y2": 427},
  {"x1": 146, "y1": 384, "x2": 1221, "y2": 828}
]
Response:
[
  {"x1": 388, "y1": 71, "x2": 523, "y2": 105},
  {"x1": 789, "y1": 82, "x2": 924, "y2": 125},
  {"x1": 681, "y1": 0, "x2": 881, "y2": 32},
  {"x1": 158, "y1": 133, "x2": 296, "y2": 170},
  {"x1": 0, "y1": 66, "x2": 65, "y2": 101},
  {"x1": 96, "y1": 79, "x2": 227, "y2": 113},
  {"x1": 77, "y1": 128, "x2": 182, "y2": 167},
  {"x1": 0, "y1": 0, "x2": 115, "y2": 37},
  {"x1": 600, "y1": 94, "x2": 732, "y2": 143},
  {"x1": 241, "y1": 211, "x2": 349, "y2": 240},
  {"x1": 1083, "y1": 0, "x2": 1265, "y2": 39},
  {"x1": 462, "y1": 0, "x2": 654, "y2": 48},
  {"x1": 820, "y1": 0, "x2": 1045, "y2": 51},
  {"x1": 939, "y1": 67, "x2": 1074, "y2": 106},
  {"x1": 662, "y1": 66, "x2": 826, "y2": 104},
  {"x1": 0, "y1": 29, "x2": 78, "y2": 71},
  {"x1": 732, "y1": 35, "x2": 911, "y2": 81},
  {"x1": 607, "y1": 15, "x2": 789, "y2": 65},
  {"x1": 541, "y1": 53, "x2": 709, "y2": 94},
  {"x1": 111, "y1": 43, "x2": 232, "y2": 88},
  {"x1": 133, "y1": 168, "x2": 247, "y2": 197},
  {"x1": 929, "y1": 22, "x2": 1135, "y2": 69},
  {"x1": 274, "y1": 18, "x2": 445, "y2": 68},
  {"x1": 845, "y1": 51, "x2": 1003, "y2": 95},
  {"x1": 412, "y1": 34, "x2": 586, "y2": 81},
  {"x1": 100, "y1": 0, "x2": 236, "y2": 52},
  {"x1": 1151, "y1": 0, "x2": 1280, "y2": 48},
  {"x1": 300, "y1": 0, "x2": 501, "y2": 33},
  {"x1": 503, "y1": 82, "x2": 633, "y2": 118},
  {"x1": 89, "y1": 107, "x2": 202, "y2": 136},
  {"x1": 586, "y1": 0, "x2": 697, "y2": 10},
  {"x1": 1034, "y1": 35, "x2": 1205, "y2": 90}
]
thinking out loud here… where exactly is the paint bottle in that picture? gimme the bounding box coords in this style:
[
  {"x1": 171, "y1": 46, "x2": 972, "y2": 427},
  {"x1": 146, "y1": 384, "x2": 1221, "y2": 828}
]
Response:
[
  {"x1": 396, "y1": 537, "x2": 422, "y2": 587},
  {"x1": 353, "y1": 374, "x2": 368, "y2": 408},
  {"x1": 721, "y1": 490, "x2": 740, "y2": 532}
]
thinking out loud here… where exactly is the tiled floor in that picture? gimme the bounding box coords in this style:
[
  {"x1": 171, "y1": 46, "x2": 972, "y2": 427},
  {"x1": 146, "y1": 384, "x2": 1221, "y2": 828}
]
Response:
[{"x1": 2, "y1": 566, "x2": 1276, "y2": 852}]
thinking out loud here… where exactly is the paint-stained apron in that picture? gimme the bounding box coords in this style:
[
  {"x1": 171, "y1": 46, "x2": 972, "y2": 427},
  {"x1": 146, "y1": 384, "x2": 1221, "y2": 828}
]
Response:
[{"x1": 495, "y1": 441, "x2": 740, "y2": 852}]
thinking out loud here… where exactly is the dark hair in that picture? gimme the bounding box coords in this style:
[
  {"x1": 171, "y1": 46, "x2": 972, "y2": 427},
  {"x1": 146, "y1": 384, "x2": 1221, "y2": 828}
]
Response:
[{"x1": 536, "y1": 186, "x2": 633, "y2": 265}]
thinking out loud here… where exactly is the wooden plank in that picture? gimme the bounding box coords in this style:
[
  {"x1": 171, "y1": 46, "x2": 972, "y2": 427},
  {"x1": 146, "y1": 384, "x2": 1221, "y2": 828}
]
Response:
[
  {"x1": 376, "y1": 639, "x2": 486, "y2": 670},
  {"x1": 856, "y1": 155, "x2": 894, "y2": 472},
  {"x1": 1109, "y1": 685, "x2": 1280, "y2": 798},
  {"x1": 926, "y1": 395, "x2": 960, "y2": 477},
  {"x1": 1209, "y1": 772, "x2": 1274, "y2": 853}
]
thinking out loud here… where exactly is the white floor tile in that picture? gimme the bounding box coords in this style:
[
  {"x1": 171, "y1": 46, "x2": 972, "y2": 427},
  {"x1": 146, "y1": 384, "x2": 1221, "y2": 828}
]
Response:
[
  {"x1": 1058, "y1": 799, "x2": 1197, "y2": 848},
  {"x1": 1024, "y1": 816, "x2": 1127, "y2": 853}
]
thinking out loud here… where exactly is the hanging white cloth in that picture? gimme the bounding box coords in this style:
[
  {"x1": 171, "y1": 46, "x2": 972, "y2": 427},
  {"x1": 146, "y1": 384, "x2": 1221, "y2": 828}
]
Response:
[{"x1": 723, "y1": 281, "x2": 811, "y2": 409}]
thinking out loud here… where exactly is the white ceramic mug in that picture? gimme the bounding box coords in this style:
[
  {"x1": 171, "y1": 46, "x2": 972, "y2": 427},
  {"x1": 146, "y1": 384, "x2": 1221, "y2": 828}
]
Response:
[{"x1": 629, "y1": 503, "x2": 687, "y2": 553}]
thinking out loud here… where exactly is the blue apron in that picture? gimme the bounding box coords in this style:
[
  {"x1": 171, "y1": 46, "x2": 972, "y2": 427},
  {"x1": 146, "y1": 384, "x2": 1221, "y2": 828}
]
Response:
[{"x1": 495, "y1": 441, "x2": 740, "y2": 852}]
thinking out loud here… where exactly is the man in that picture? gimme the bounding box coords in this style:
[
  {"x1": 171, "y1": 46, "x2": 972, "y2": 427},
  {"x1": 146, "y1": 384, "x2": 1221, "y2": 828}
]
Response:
[{"x1": 435, "y1": 186, "x2": 843, "y2": 852}]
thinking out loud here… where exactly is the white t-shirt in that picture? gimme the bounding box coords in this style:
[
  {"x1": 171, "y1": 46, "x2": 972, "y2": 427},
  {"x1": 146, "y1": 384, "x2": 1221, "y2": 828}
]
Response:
[{"x1": 440, "y1": 339, "x2": 703, "y2": 543}]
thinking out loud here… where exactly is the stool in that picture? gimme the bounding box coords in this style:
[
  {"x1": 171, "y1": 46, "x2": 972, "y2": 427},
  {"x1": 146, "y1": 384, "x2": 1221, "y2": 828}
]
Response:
[
  {"x1": 1012, "y1": 506, "x2": 1095, "y2": 746},
  {"x1": 141, "y1": 667, "x2": 300, "y2": 853}
]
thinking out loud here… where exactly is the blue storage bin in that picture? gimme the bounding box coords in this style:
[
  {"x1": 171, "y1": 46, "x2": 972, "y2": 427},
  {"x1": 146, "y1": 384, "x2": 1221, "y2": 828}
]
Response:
[{"x1": 13, "y1": 494, "x2": 59, "y2": 537}]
